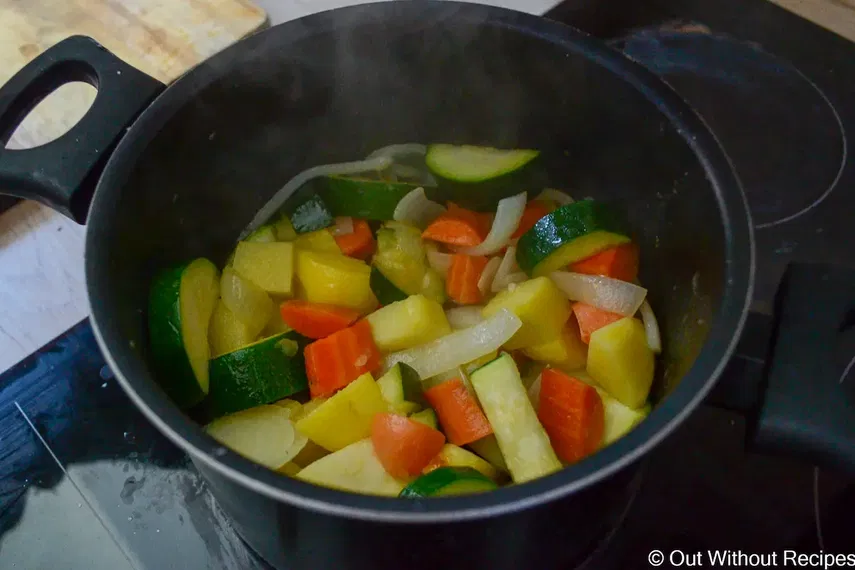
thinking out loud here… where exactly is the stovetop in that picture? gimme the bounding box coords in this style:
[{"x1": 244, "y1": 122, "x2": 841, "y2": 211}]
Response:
[{"x1": 2, "y1": 0, "x2": 855, "y2": 568}]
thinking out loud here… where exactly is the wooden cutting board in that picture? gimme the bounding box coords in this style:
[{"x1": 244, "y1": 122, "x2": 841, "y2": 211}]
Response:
[{"x1": 1, "y1": 0, "x2": 267, "y2": 149}]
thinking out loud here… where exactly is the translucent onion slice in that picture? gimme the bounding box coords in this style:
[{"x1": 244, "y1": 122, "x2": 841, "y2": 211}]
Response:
[
  {"x1": 445, "y1": 306, "x2": 485, "y2": 330},
  {"x1": 639, "y1": 299, "x2": 662, "y2": 353},
  {"x1": 550, "y1": 271, "x2": 647, "y2": 317},
  {"x1": 477, "y1": 257, "x2": 502, "y2": 296},
  {"x1": 367, "y1": 143, "x2": 427, "y2": 159},
  {"x1": 461, "y1": 192, "x2": 527, "y2": 256},
  {"x1": 332, "y1": 216, "x2": 354, "y2": 236},
  {"x1": 491, "y1": 245, "x2": 520, "y2": 293},
  {"x1": 427, "y1": 249, "x2": 452, "y2": 277},
  {"x1": 383, "y1": 309, "x2": 522, "y2": 379},
  {"x1": 393, "y1": 187, "x2": 446, "y2": 229},
  {"x1": 536, "y1": 188, "x2": 574, "y2": 206},
  {"x1": 240, "y1": 155, "x2": 393, "y2": 239},
  {"x1": 527, "y1": 373, "x2": 542, "y2": 409}
]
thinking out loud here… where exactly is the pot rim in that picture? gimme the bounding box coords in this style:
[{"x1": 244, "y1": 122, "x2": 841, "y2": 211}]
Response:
[{"x1": 86, "y1": 0, "x2": 754, "y2": 523}]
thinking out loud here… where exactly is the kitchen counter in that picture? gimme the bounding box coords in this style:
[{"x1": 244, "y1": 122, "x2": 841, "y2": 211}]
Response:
[{"x1": 0, "y1": 0, "x2": 852, "y2": 373}]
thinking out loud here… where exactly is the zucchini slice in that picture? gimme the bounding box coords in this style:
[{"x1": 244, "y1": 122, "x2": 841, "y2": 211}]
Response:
[
  {"x1": 369, "y1": 267, "x2": 409, "y2": 306},
  {"x1": 148, "y1": 258, "x2": 220, "y2": 409},
  {"x1": 208, "y1": 331, "x2": 310, "y2": 416},
  {"x1": 516, "y1": 199, "x2": 630, "y2": 277},
  {"x1": 399, "y1": 467, "x2": 497, "y2": 498},
  {"x1": 321, "y1": 176, "x2": 423, "y2": 221},
  {"x1": 410, "y1": 408, "x2": 438, "y2": 430},
  {"x1": 377, "y1": 362, "x2": 425, "y2": 412},
  {"x1": 598, "y1": 388, "x2": 651, "y2": 446}
]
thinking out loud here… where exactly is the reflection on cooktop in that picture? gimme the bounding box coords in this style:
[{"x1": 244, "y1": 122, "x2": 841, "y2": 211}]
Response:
[{"x1": 612, "y1": 24, "x2": 846, "y2": 229}]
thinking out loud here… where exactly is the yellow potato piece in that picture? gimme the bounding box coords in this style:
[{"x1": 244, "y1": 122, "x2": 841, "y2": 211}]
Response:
[
  {"x1": 523, "y1": 323, "x2": 587, "y2": 371},
  {"x1": 294, "y1": 229, "x2": 341, "y2": 253},
  {"x1": 232, "y1": 241, "x2": 295, "y2": 296},
  {"x1": 428, "y1": 444, "x2": 502, "y2": 481},
  {"x1": 205, "y1": 405, "x2": 296, "y2": 470},
  {"x1": 295, "y1": 249, "x2": 376, "y2": 313},
  {"x1": 295, "y1": 373, "x2": 388, "y2": 451},
  {"x1": 482, "y1": 276, "x2": 570, "y2": 350},
  {"x1": 366, "y1": 294, "x2": 451, "y2": 352},
  {"x1": 587, "y1": 317, "x2": 654, "y2": 409},
  {"x1": 296, "y1": 439, "x2": 405, "y2": 496}
]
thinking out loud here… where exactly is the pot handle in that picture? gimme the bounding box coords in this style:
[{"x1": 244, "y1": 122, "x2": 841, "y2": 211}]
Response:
[
  {"x1": 0, "y1": 35, "x2": 164, "y2": 223},
  {"x1": 711, "y1": 263, "x2": 855, "y2": 473}
]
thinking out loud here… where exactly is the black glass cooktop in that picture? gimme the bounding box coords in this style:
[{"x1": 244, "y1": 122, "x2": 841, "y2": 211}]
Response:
[{"x1": 2, "y1": 0, "x2": 855, "y2": 568}]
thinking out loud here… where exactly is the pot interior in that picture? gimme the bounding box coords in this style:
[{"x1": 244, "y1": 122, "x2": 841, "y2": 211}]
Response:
[{"x1": 86, "y1": 1, "x2": 747, "y2": 514}]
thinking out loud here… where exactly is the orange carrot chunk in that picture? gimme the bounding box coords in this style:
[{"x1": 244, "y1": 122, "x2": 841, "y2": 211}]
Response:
[
  {"x1": 570, "y1": 243, "x2": 639, "y2": 282},
  {"x1": 371, "y1": 413, "x2": 446, "y2": 478},
  {"x1": 424, "y1": 378, "x2": 493, "y2": 446},
  {"x1": 511, "y1": 200, "x2": 553, "y2": 239},
  {"x1": 280, "y1": 300, "x2": 361, "y2": 339},
  {"x1": 304, "y1": 319, "x2": 381, "y2": 398},
  {"x1": 334, "y1": 219, "x2": 376, "y2": 260},
  {"x1": 538, "y1": 368, "x2": 604, "y2": 463},
  {"x1": 422, "y1": 203, "x2": 491, "y2": 247},
  {"x1": 572, "y1": 302, "x2": 623, "y2": 344},
  {"x1": 446, "y1": 254, "x2": 489, "y2": 305}
]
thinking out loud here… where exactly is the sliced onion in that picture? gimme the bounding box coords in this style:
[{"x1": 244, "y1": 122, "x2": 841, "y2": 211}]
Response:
[
  {"x1": 240, "y1": 155, "x2": 393, "y2": 239},
  {"x1": 639, "y1": 299, "x2": 662, "y2": 353},
  {"x1": 461, "y1": 192, "x2": 527, "y2": 256},
  {"x1": 550, "y1": 271, "x2": 647, "y2": 317},
  {"x1": 536, "y1": 188, "x2": 574, "y2": 206},
  {"x1": 477, "y1": 257, "x2": 502, "y2": 296},
  {"x1": 383, "y1": 309, "x2": 522, "y2": 379},
  {"x1": 494, "y1": 272, "x2": 527, "y2": 292},
  {"x1": 445, "y1": 306, "x2": 485, "y2": 330},
  {"x1": 427, "y1": 250, "x2": 452, "y2": 277},
  {"x1": 331, "y1": 216, "x2": 354, "y2": 236},
  {"x1": 393, "y1": 187, "x2": 446, "y2": 229},
  {"x1": 491, "y1": 246, "x2": 520, "y2": 292},
  {"x1": 527, "y1": 373, "x2": 542, "y2": 409},
  {"x1": 367, "y1": 143, "x2": 427, "y2": 159}
]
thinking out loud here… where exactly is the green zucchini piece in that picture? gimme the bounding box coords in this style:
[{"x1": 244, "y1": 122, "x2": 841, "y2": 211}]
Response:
[
  {"x1": 425, "y1": 144, "x2": 541, "y2": 211},
  {"x1": 410, "y1": 408, "x2": 438, "y2": 430},
  {"x1": 399, "y1": 467, "x2": 497, "y2": 498},
  {"x1": 208, "y1": 331, "x2": 309, "y2": 416},
  {"x1": 516, "y1": 199, "x2": 630, "y2": 277},
  {"x1": 467, "y1": 435, "x2": 508, "y2": 472},
  {"x1": 285, "y1": 194, "x2": 334, "y2": 234},
  {"x1": 373, "y1": 226, "x2": 446, "y2": 304},
  {"x1": 148, "y1": 258, "x2": 220, "y2": 409},
  {"x1": 598, "y1": 388, "x2": 651, "y2": 446},
  {"x1": 321, "y1": 176, "x2": 423, "y2": 221},
  {"x1": 470, "y1": 353, "x2": 561, "y2": 483},
  {"x1": 377, "y1": 363, "x2": 426, "y2": 407},
  {"x1": 245, "y1": 225, "x2": 277, "y2": 243},
  {"x1": 370, "y1": 267, "x2": 409, "y2": 306}
]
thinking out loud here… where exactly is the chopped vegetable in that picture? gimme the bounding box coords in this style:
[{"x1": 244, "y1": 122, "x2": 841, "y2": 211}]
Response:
[
  {"x1": 373, "y1": 224, "x2": 445, "y2": 304},
  {"x1": 421, "y1": 203, "x2": 490, "y2": 247},
  {"x1": 206, "y1": 405, "x2": 297, "y2": 470},
  {"x1": 424, "y1": 378, "x2": 493, "y2": 446},
  {"x1": 460, "y1": 192, "x2": 526, "y2": 256},
  {"x1": 384, "y1": 308, "x2": 522, "y2": 380},
  {"x1": 511, "y1": 200, "x2": 553, "y2": 239},
  {"x1": 599, "y1": 388, "x2": 651, "y2": 445},
  {"x1": 334, "y1": 219, "x2": 376, "y2": 259},
  {"x1": 467, "y1": 435, "x2": 508, "y2": 472},
  {"x1": 491, "y1": 245, "x2": 521, "y2": 292},
  {"x1": 304, "y1": 319, "x2": 381, "y2": 398},
  {"x1": 516, "y1": 200, "x2": 630, "y2": 277},
  {"x1": 366, "y1": 294, "x2": 451, "y2": 352},
  {"x1": 295, "y1": 249, "x2": 376, "y2": 312},
  {"x1": 261, "y1": 309, "x2": 292, "y2": 337},
  {"x1": 208, "y1": 332, "x2": 309, "y2": 416},
  {"x1": 587, "y1": 317, "x2": 654, "y2": 409},
  {"x1": 279, "y1": 300, "x2": 361, "y2": 340},
  {"x1": 445, "y1": 306, "x2": 485, "y2": 330},
  {"x1": 295, "y1": 372, "x2": 388, "y2": 451},
  {"x1": 393, "y1": 187, "x2": 446, "y2": 229},
  {"x1": 639, "y1": 299, "x2": 662, "y2": 353},
  {"x1": 446, "y1": 254, "x2": 490, "y2": 305},
  {"x1": 369, "y1": 267, "x2": 409, "y2": 306},
  {"x1": 550, "y1": 271, "x2": 647, "y2": 316},
  {"x1": 399, "y1": 466, "x2": 497, "y2": 498},
  {"x1": 477, "y1": 257, "x2": 501, "y2": 297},
  {"x1": 272, "y1": 213, "x2": 297, "y2": 241},
  {"x1": 232, "y1": 242, "x2": 295, "y2": 297},
  {"x1": 331, "y1": 216, "x2": 355, "y2": 236},
  {"x1": 246, "y1": 225, "x2": 277, "y2": 243},
  {"x1": 293, "y1": 229, "x2": 341, "y2": 253},
  {"x1": 149, "y1": 258, "x2": 220, "y2": 408},
  {"x1": 285, "y1": 194, "x2": 335, "y2": 234},
  {"x1": 570, "y1": 243, "x2": 639, "y2": 282},
  {"x1": 537, "y1": 369, "x2": 604, "y2": 463},
  {"x1": 482, "y1": 276, "x2": 571, "y2": 350},
  {"x1": 470, "y1": 354, "x2": 561, "y2": 483},
  {"x1": 572, "y1": 302, "x2": 624, "y2": 344},
  {"x1": 297, "y1": 439, "x2": 405, "y2": 496},
  {"x1": 376, "y1": 364, "x2": 422, "y2": 414},
  {"x1": 424, "y1": 444, "x2": 502, "y2": 481},
  {"x1": 209, "y1": 301, "x2": 255, "y2": 358},
  {"x1": 220, "y1": 266, "x2": 274, "y2": 337},
  {"x1": 371, "y1": 413, "x2": 446, "y2": 478},
  {"x1": 410, "y1": 408, "x2": 438, "y2": 429},
  {"x1": 522, "y1": 323, "x2": 587, "y2": 371},
  {"x1": 321, "y1": 176, "x2": 425, "y2": 221}
]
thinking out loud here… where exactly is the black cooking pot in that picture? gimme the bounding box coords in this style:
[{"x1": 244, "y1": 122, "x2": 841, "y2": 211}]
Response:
[{"x1": 1, "y1": 2, "x2": 853, "y2": 568}]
